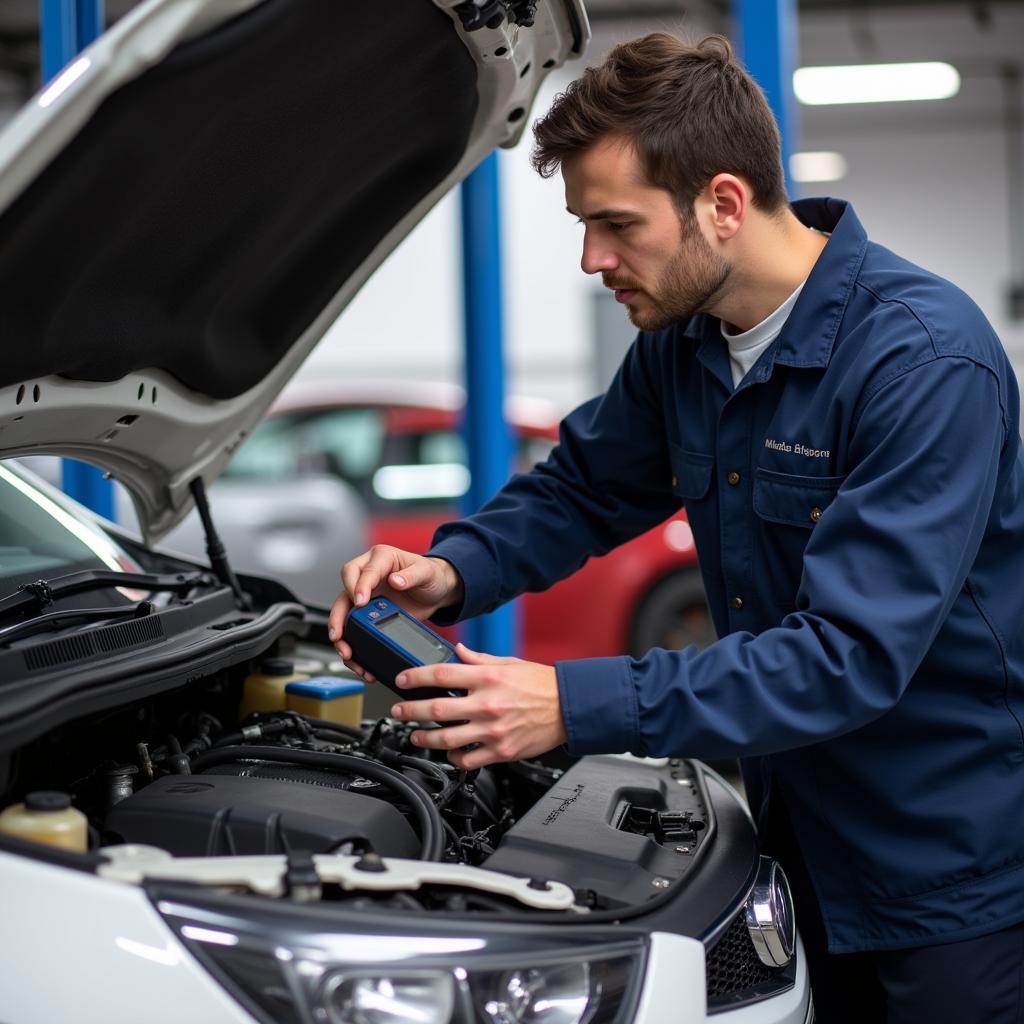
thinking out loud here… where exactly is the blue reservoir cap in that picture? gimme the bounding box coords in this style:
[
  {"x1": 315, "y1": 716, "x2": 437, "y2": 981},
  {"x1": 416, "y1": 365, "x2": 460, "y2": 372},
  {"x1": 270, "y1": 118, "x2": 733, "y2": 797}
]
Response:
[{"x1": 286, "y1": 676, "x2": 365, "y2": 700}]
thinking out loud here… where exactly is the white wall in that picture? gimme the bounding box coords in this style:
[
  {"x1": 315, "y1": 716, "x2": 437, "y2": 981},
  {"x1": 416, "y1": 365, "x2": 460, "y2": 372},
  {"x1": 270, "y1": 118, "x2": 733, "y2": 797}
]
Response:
[
  {"x1": 302, "y1": 3, "x2": 1024, "y2": 415},
  {"x1": 796, "y1": 124, "x2": 1023, "y2": 375},
  {"x1": 797, "y1": 2, "x2": 1024, "y2": 384}
]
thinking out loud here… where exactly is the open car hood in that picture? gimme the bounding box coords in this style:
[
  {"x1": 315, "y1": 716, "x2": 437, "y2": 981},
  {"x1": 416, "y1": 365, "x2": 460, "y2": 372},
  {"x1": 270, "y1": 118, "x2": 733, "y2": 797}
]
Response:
[{"x1": 0, "y1": 0, "x2": 588, "y2": 542}]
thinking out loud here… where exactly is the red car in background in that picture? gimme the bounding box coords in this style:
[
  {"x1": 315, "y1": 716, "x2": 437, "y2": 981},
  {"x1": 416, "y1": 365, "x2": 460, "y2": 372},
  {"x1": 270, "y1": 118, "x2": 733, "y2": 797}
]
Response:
[{"x1": 224, "y1": 380, "x2": 714, "y2": 663}]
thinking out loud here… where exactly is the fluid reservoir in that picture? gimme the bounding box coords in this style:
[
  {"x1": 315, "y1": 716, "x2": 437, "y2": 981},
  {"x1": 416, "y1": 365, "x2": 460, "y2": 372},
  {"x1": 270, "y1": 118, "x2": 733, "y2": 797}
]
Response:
[
  {"x1": 239, "y1": 658, "x2": 310, "y2": 718},
  {"x1": 286, "y1": 675, "x2": 365, "y2": 728},
  {"x1": 0, "y1": 791, "x2": 88, "y2": 852}
]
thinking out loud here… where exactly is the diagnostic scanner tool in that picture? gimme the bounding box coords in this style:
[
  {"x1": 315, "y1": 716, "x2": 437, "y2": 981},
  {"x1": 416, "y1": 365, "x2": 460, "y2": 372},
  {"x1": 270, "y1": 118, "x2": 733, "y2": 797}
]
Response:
[{"x1": 343, "y1": 597, "x2": 464, "y2": 702}]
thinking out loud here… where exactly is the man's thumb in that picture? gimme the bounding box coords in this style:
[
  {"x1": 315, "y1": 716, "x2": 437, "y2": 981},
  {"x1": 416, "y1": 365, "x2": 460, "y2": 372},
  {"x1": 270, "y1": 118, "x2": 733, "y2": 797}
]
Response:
[{"x1": 389, "y1": 560, "x2": 434, "y2": 591}]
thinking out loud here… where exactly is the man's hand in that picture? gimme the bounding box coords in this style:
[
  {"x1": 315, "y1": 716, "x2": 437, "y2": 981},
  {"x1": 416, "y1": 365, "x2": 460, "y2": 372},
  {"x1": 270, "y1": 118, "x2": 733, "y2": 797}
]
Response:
[
  {"x1": 327, "y1": 546, "x2": 464, "y2": 678},
  {"x1": 389, "y1": 643, "x2": 567, "y2": 769}
]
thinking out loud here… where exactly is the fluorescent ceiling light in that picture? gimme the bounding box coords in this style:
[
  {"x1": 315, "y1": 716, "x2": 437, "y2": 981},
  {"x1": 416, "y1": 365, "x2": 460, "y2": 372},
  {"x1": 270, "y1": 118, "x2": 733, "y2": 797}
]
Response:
[
  {"x1": 790, "y1": 151, "x2": 848, "y2": 183},
  {"x1": 794, "y1": 62, "x2": 960, "y2": 105}
]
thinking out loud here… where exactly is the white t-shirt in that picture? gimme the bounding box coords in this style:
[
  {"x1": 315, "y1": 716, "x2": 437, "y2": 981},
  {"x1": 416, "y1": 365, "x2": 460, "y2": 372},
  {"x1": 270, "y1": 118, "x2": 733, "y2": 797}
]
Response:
[{"x1": 720, "y1": 282, "x2": 804, "y2": 388}]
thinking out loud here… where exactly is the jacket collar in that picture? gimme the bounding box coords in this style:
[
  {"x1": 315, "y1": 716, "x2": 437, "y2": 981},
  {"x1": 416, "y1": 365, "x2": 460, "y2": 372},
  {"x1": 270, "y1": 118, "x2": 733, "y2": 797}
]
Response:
[
  {"x1": 693, "y1": 197, "x2": 869, "y2": 383},
  {"x1": 772, "y1": 197, "x2": 869, "y2": 368}
]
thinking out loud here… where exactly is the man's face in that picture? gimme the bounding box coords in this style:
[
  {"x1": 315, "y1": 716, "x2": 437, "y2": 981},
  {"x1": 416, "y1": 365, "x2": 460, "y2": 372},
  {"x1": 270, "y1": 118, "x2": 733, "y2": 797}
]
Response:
[{"x1": 562, "y1": 136, "x2": 731, "y2": 331}]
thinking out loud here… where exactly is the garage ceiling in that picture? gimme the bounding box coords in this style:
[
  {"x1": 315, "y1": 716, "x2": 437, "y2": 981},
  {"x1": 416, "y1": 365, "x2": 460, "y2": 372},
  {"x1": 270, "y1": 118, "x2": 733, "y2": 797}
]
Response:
[
  {"x1": 0, "y1": 0, "x2": 1020, "y2": 111},
  {"x1": 582, "y1": 0, "x2": 1016, "y2": 13}
]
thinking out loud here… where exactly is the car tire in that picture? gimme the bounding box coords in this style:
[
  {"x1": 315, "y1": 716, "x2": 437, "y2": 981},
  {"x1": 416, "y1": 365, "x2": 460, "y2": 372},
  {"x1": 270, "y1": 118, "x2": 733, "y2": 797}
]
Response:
[{"x1": 629, "y1": 569, "x2": 716, "y2": 658}]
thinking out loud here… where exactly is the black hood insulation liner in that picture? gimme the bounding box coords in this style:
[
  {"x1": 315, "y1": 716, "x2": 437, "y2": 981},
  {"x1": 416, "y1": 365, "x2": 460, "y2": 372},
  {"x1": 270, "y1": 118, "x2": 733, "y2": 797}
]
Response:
[{"x1": 0, "y1": 0, "x2": 478, "y2": 399}]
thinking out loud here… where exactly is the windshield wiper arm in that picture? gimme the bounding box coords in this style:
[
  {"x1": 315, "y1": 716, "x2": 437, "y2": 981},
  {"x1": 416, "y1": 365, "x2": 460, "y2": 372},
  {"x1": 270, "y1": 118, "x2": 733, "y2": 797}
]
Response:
[
  {"x1": 0, "y1": 569, "x2": 218, "y2": 621},
  {"x1": 0, "y1": 600, "x2": 157, "y2": 647}
]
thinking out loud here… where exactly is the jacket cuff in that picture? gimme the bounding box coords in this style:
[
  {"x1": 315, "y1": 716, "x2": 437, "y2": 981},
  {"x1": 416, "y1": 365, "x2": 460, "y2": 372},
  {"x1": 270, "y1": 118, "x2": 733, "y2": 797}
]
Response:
[
  {"x1": 556, "y1": 656, "x2": 640, "y2": 755},
  {"x1": 424, "y1": 536, "x2": 500, "y2": 626}
]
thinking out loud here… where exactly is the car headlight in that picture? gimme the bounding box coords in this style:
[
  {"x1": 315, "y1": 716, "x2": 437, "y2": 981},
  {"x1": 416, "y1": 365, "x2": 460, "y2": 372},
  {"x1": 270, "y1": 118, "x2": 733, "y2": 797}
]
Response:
[
  {"x1": 475, "y1": 962, "x2": 593, "y2": 1024},
  {"x1": 158, "y1": 896, "x2": 644, "y2": 1024},
  {"x1": 321, "y1": 973, "x2": 455, "y2": 1024}
]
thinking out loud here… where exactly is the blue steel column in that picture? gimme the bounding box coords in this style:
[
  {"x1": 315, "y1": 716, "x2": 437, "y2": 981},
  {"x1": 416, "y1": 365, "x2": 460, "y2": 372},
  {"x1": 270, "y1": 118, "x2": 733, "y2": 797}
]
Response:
[
  {"x1": 41, "y1": 0, "x2": 115, "y2": 519},
  {"x1": 737, "y1": 0, "x2": 799, "y2": 198},
  {"x1": 459, "y1": 153, "x2": 518, "y2": 656}
]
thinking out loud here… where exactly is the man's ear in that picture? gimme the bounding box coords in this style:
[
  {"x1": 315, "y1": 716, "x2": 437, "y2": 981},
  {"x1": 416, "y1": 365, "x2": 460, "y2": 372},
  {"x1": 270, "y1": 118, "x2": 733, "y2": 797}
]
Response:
[{"x1": 701, "y1": 174, "x2": 747, "y2": 241}]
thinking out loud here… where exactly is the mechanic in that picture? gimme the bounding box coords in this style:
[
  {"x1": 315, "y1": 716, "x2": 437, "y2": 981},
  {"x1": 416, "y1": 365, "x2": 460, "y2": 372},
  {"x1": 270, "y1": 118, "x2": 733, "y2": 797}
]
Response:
[{"x1": 328, "y1": 33, "x2": 1024, "y2": 1023}]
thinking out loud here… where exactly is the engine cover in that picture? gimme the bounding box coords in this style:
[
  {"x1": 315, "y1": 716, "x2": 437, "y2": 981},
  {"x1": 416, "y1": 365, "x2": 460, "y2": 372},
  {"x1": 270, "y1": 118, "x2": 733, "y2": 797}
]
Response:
[
  {"x1": 104, "y1": 768, "x2": 421, "y2": 858},
  {"x1": 484, "y1": 755, "x2": 710, "y2": 908}
]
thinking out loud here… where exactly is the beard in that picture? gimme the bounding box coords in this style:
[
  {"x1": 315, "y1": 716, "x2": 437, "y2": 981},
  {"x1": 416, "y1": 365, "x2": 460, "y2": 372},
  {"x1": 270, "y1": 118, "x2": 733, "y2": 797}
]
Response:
[{"x1": 606, "y1": 218, "x2": 731, "y2": 332}]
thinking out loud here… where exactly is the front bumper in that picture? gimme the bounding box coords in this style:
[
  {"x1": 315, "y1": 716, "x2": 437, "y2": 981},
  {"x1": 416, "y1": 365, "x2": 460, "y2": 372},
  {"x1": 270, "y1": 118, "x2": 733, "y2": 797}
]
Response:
[{"x1": 0, "y1": 849, "x2": 811, "y2": 1024}]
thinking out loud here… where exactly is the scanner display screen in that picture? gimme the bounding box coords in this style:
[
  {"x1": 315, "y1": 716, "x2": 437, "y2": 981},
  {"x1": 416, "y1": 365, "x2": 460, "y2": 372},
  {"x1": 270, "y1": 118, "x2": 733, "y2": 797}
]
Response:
[{"x1": 376, "y1": 613, "x2": 450, "y2": 665}]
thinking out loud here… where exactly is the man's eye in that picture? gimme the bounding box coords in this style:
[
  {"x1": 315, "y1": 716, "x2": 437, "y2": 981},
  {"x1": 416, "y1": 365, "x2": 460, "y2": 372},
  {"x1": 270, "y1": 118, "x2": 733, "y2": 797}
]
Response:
[{"x1": 607, "y1": 222, "x2": 629, "y2": 233}]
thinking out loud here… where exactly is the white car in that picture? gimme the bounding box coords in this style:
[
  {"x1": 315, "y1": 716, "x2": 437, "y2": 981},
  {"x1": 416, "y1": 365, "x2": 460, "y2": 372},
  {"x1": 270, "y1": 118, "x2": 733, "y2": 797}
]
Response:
[{"x1": 0, "y1": 2, "x2": 811, "y2": 1022}]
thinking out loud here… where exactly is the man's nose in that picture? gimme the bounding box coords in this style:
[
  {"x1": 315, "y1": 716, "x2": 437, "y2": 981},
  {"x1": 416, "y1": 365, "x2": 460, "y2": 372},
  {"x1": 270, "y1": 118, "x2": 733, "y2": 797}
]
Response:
[{"x1": 580, "y1": 232, "x2": 618, "y2": 276}]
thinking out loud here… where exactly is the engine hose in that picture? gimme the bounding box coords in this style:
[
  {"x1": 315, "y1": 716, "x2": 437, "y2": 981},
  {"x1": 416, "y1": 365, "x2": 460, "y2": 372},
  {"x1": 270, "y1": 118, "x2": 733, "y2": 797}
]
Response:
[
  {"x1": 405, "y1": 759, "x2": 457, "y2": 803},
  {"x1": 293, "y1": 715, "x2": 363, "y2": 740},
  {"x1": 311, "y1": 727, "x2": 363, "y2": 749},
  {"x1": 189, "y1": 746, "x2": 444, "y2": 861},
  {"x1": 442, "y1": 819, "x2": 464, "y2": 850},
  {"x1": 375, "y1": 749, "x2": 457, "y2": 802},
  {"x1": 395, "y1": 754, "x2": 449, "y2": 786},
  {"x1": 211, "y1": 720, "x2": 290, "y2": 749},
  {"x1": 297, "y1": 717, "x2": 458, "y2": 804}
]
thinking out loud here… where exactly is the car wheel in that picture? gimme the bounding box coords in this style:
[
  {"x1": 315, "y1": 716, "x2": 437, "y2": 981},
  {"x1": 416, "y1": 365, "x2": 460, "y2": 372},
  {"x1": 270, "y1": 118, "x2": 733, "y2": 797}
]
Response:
[{"x1": 630, "y1": 570, "x2": 716, "y2": 657}]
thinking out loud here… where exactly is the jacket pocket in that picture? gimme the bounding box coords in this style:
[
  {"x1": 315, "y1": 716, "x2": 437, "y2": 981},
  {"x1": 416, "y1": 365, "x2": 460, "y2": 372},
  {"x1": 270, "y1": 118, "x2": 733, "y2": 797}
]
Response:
[
  {"x1": 669, "y1": 444, "x2": 714, "y2": 501},
  {"x1": 753, "y1": 469, "x2": 845, "y2": 606},
  {"x1": 753, "y1": 468, "x2": 845, "y2": 528}
]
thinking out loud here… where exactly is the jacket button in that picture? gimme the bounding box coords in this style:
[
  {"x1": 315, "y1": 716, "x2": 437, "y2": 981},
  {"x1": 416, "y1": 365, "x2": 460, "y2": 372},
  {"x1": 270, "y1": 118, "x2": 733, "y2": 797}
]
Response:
[
  {"x1": 731, "y1": 596, "x2": 744, "y2": 610},
  {"x1": 727, "y1": 471, "x2": 741, "y2": 486},
  {"x1": 671, "y1": 475, "x2": 678, "y2": 487},
  {"x1": 810, "y1": 507, "x2": 823, "y2": 523}
]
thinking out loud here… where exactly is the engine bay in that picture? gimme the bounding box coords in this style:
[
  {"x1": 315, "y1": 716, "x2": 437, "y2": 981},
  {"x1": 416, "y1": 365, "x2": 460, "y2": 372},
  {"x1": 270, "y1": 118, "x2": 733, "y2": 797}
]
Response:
[{"x1": 1, "y1": 638, "x2": 711, "y2": 917}]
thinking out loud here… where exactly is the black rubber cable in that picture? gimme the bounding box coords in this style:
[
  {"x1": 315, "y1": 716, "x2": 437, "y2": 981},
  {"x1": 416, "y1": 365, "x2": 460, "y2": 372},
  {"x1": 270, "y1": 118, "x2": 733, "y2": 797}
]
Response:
[
  {"x1": 374, "y1": 749, "x2": 460, "y2": 806},
  {"x1": 211, "y1": 721, "x2": 290, "y2": 749},
  {"x1": 293, "y1": 716, "x2": 460, "y2": 805},
  {"x1": 310, "y1": 727, "x2": 361, "y2": 746},
  {"x1": 189, "y1": 745, "x2": 444, "y2": 860},
  {"x1": 393, "y1": 753, "x2": 449, "y2": 787},
  {"x1": 292, "y1": 715, "x2": 363, "y2": 739}
]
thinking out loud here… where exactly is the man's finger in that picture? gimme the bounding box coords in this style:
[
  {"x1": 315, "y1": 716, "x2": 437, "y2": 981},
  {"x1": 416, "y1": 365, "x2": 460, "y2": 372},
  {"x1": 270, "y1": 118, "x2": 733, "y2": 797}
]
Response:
[
  {"x1": 395, "y1": 662, "x2": 481, "y2": 693},
  {"x1": 407, "y1": 722, "x2": 479, "y2": 751},
  {"x1": 343, "y1": 562, "x2": 385, "y2": 608},
  {"x1": 339, "y1": 551, "x2": 372, "y2": 599},
  {"x1": 452, "y1": 642, "x2": 516, "y2": 666},
  {"x1": 448, "y1": 743, "x2": 500, "y2": 770},
  {"x1": 390, "y1": 694, "x2": 468, "y2": 723},
  {"x1": 387, "y1": 557, "x2": 438, "y2": 594},
  {"x1": 327, "y1": 592, "x2": 352, "y2": 645},
  {"x1": 340, "y1": 656, "x2": 375, "y2": 683}
]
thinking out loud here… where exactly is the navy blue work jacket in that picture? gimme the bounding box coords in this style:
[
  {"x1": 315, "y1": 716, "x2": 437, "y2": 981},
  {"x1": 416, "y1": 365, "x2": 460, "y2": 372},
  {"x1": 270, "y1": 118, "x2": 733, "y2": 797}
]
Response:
[{"x1": 429, "y1": 198, "x2": 1024, "y2": 952}]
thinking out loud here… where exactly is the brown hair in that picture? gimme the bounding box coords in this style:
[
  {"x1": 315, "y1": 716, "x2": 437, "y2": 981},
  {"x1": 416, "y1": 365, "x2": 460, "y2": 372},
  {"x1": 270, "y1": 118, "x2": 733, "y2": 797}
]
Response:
[{"x1": 532, "y1": 33, "x2": 788, "y2": 214}]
